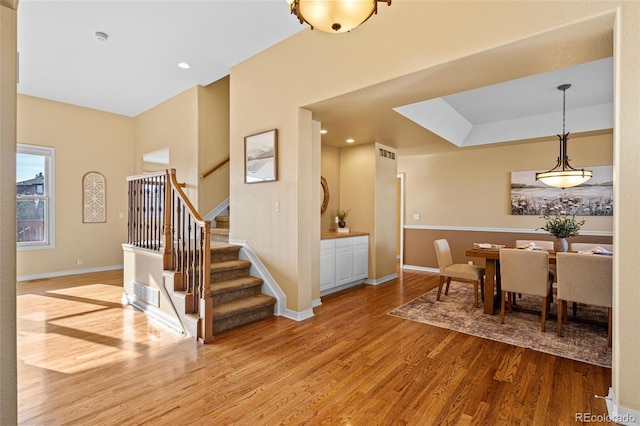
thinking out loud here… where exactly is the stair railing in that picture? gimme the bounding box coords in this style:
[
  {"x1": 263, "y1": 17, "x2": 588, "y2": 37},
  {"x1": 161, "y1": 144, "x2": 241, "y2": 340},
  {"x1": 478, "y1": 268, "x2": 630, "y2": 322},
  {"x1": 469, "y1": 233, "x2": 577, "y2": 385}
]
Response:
[{"x1": 127, "y1": 169, "x2": 213, "y2": 343}]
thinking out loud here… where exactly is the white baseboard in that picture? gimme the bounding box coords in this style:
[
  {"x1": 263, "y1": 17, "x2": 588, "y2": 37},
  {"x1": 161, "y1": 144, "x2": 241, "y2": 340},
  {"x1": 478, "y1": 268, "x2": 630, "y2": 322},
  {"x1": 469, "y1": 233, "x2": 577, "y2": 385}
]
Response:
[
  {"x1": 281, "y1": 307, "x2": 314, "y2": 322},
  {"x1": 121, "y1": 292, "x2": 185, "y2": 337},
  {"x1": 401, "y1": 264, "x2": 439, "y2": 274},
  {"x1": 312, "y1": 298, "x2": 322, "y2": 308},
  {"x1": 18, "y1": 264, "x2": 123, "y2": 282},
  {"x1": 365, "y1": 272, "x2": 399, "y2": 285},
  {"x1": 605, "y1": 388, "x2": 640, "y2": 425}
]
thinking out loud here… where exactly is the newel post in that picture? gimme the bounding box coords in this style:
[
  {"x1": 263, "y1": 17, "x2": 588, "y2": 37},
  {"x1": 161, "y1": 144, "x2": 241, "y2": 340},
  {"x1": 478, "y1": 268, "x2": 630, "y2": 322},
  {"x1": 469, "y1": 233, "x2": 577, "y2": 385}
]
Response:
[
  {"x1": 162, "y1": 169, "x2": 175, "y2": 270},
  {"x1": 199, "y1": 220, "x2": 214, "y2": 343}
]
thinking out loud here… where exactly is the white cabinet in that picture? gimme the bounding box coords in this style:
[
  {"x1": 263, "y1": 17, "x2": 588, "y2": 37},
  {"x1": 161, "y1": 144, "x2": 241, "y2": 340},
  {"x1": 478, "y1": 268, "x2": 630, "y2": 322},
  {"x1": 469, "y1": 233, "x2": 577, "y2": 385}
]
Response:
[
  {"x1": 320, "y1": 235, "x2": 369, "y2": 294},
  {"x1": 320, "y1": 240, "x2": 336, "y2": 291}
]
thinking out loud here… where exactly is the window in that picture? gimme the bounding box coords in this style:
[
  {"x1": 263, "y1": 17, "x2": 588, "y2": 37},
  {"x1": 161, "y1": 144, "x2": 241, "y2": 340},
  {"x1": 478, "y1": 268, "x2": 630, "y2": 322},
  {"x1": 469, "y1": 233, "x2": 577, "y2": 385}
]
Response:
[{"x1": 17, "y1": 144, "x2": 55, "y2": 249}]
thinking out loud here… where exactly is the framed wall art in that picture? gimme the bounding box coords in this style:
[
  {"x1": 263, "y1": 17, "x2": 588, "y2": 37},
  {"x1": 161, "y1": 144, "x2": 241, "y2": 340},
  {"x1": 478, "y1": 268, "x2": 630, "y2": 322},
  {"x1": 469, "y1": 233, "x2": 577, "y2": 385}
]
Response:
[
  {"x1": 245, "y1": 129, "x2": 277, "y2": 183},
  {"x1": 510, "y1": 165, "x2": 613, "y2": 216}
]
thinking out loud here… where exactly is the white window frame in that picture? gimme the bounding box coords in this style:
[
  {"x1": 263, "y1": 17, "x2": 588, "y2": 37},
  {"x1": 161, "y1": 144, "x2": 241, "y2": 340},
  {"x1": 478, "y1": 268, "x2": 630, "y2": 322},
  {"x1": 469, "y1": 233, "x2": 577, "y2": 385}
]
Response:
[{"x1": 17, "y1": 143, "x2": 55, "y2": 250}]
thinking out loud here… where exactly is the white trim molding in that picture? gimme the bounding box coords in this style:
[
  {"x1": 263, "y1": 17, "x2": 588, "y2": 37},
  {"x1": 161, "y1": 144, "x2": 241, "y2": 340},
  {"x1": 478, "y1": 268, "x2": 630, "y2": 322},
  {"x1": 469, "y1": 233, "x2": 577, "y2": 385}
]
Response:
[
  {"x1": 17, "y1": 264, "x2": 123, "y2": 282},
  {"x1": 605, "y1": 389, "x2": 640, "y2": 425},
  {"x1": 203, "y1": 197, "x2": 230, "y2": 223},
  {"x1": 404, "y1": 224, "x2": 613, "y2": 237},
  {"x1": 229, "y1": 238, "x2": 290, "y2": 318},
  {"x1": 282, "y1": 307, "x2": 315, "y2": 321},
  {"x1": 365, "y1": 272, "x2": 399, "y2": 285},
  {"x1": 121, "y1": 292, "x2": 185, "y2": 337},
  {"x1": 402, "y1": 265, "x2": 439, "y2": 274}
]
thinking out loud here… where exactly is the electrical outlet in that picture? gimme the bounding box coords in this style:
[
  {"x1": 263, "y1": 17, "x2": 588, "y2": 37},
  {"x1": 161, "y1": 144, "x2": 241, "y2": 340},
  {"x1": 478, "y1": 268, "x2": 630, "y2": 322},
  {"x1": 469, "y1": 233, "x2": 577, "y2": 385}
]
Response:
[{"x1": 413, "y1": 213, "x2": 420, "y2": 220}]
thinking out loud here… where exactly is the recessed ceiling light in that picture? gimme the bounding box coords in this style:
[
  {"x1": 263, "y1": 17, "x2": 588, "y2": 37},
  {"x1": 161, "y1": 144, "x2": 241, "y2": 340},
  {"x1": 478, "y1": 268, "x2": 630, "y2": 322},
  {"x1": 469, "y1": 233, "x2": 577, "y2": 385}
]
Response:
[
  {"x1": 177, "y1": 62, "x2": 190, "y2": 69},
  {"x1": 346, "y1": 138, "x2": 355, "y2": 143},
  {"x1": 320, "y1": 129, "x2": 328, "y2": 134}
]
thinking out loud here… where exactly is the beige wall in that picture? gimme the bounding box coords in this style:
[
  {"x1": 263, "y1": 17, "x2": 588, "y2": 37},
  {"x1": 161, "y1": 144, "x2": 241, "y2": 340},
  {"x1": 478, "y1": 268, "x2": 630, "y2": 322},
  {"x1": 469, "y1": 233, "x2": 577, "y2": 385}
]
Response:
[
  {"x1": 612, "y1": 1, "x2": 640, "y2": 412},
  {"x1": 16, "y1": 95, "x2": 134, "y2": 277},
  {"x1": 399, "y1": 133, "x2": 613, "y2": 233},
  {"x1": 321, "y1": 144, "x2": 340, "y2": 232},
  {"x1": 0, "y1": 3, "x2": 17, "y2": 423},
  {"x1": 135, "y1": 79, "x2": 230, "y2": 219},
  {"x1": 340, "y1": 143, "x2": 376, "y2": 276},
  {"x1": 374, "y1": 143, "x2": 398, "y2": 280},
  {"x1": 198, "y1": 78, "x2": 230, "y2": 216},
  {"x1": 230, "y1": 1, "x2": 640, "y2": 412},
  {"x1": 134, "y1": 86, "x2": 200, "y2": 207}
]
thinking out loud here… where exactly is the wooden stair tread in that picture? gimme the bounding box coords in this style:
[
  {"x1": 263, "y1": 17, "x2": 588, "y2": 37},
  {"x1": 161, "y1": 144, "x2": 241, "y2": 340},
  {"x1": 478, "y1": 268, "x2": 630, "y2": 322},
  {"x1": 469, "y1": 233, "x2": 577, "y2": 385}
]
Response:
[
  {"x1": 211, "y1": 276, "x2": 263, "y2": 295},
  {"x1": 213, "y1": 294, "x2": 276, "y2": 320}
]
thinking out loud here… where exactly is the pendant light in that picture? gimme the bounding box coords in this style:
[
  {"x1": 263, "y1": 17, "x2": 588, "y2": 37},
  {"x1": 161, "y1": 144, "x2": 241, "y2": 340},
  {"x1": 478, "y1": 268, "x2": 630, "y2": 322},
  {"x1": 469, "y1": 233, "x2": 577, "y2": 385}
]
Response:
[
  {"x1": 535, "y1": 84, "x2": 592, "y2": 189},
  {"x1": 287, "y1": 0, "x2": 391, "y2": 34}
]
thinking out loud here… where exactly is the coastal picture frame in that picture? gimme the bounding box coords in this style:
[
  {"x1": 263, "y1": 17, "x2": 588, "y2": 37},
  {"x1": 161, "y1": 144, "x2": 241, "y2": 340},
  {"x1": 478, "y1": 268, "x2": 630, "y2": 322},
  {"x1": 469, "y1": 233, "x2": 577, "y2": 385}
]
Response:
[
  {"x1": 510, "y1": 165, "x2": 613, "y2": 216},
  {"x1": 245, "y1": 129, "x2": 278, "y2": 183}
]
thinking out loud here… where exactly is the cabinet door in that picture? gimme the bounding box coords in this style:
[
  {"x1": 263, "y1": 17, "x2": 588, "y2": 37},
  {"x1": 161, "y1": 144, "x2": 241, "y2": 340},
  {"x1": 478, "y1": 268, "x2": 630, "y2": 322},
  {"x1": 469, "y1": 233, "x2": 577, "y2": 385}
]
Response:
[
  {"x1": 320, "y1": 249, "x2": 336, "y2": 291},
  {"x1": 353, "y1": 243, "x2": 368, "y2": 280},
  {"x1": 335, "y1": 245, "x2": 353, "y2": 286}
]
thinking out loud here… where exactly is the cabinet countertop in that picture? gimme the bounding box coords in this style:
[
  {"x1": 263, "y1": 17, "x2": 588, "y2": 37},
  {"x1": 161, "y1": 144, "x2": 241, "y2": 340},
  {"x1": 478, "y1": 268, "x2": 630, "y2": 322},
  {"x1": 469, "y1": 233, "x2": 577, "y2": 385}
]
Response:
[{"x1": 321, "y1": 231, "x2": 369, "y2": 240}]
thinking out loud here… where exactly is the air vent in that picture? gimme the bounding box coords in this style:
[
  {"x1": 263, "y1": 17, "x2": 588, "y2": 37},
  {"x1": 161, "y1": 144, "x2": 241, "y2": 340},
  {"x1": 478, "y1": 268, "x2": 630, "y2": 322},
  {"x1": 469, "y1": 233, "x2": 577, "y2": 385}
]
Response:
[
  {"x1": 132, "y1": 281, "x2": 160, "y2": 307},
  {"x1": 379, "y1": 148, "x2": 396, "y2": 160}
]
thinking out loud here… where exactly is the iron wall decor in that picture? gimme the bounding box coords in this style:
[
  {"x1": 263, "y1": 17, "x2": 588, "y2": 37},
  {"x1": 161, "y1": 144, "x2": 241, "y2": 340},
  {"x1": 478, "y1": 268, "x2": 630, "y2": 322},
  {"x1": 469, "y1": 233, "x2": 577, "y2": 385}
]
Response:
[{"x1": 83, "y1": 171, "x2": 106, "y2": 223}]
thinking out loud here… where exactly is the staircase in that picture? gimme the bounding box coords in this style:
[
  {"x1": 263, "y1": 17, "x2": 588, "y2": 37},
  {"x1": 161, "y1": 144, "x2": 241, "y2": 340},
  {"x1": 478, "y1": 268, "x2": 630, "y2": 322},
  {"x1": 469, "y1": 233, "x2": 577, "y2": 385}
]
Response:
[
  {"x1": 210, "y1": 242, "x2": 276, "y2": 333},
  {"x1": 127, "y1": 171, "x2": 276, "y2": 342},
  {"x1": 211, "y1": 215, "x2": 230, "y2": 242}
]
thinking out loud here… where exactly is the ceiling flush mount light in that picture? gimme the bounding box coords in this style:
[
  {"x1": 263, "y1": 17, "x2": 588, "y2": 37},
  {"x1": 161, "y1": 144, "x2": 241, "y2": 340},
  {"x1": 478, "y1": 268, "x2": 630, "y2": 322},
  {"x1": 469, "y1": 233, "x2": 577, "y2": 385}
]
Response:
[
  {"x1": 177, "y1": 62, "x2": 190, "y2": 69},
  {"x1": 535, "y1": 84, "x2": 592, "y2": 189},
  {"x1": 287, "y1": 0, "x2": 391, "y2": 33},
  {"x1": 346, "y1": 138, "x2": 355, "y2": 143}
]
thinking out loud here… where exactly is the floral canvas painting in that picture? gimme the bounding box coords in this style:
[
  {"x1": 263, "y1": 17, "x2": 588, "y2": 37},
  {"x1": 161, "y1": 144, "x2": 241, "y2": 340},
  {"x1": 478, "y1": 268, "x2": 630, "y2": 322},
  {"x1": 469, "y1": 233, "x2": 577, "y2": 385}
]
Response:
[{"x1": 510, "y1": 165, "x2": 613, "y2": 216}]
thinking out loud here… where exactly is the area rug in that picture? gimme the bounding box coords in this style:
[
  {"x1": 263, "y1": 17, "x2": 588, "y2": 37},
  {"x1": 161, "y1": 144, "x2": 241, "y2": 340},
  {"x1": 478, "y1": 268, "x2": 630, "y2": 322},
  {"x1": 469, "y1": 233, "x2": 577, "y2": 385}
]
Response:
[{"x1": 388, "y1": 283, "x2": 611, "y2": 368}]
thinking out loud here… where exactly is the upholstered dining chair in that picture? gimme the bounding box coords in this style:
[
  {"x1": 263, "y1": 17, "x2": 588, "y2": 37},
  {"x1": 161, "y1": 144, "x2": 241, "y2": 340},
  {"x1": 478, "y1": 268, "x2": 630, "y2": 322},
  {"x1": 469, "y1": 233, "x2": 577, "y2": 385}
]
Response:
[
  {"x1": 569, "y1": 243, "x2": 613, "y2": 253},
  {"x1": 556, "y1": 252, "x2": 613, "y2": 347},
  {"x1": 499, "y1": 248, "x2": 554, "y2": 331},
  {"x1": 433, "y1": 239, "x2": 486, "y2": 308}
]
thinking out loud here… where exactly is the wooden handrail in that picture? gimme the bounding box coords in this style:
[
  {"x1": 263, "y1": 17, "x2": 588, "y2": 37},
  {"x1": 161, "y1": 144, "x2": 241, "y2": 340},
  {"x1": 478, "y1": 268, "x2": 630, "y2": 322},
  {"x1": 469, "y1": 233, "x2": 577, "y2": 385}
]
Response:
[{"x1": 200, "y1": 157, "x2": 229, "y2": 180}]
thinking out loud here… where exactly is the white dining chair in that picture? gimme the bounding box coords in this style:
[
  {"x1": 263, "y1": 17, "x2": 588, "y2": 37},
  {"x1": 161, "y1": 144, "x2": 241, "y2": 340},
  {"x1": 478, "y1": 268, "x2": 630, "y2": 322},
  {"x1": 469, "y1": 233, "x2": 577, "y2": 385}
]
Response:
[
  {"x1": 556, "y1": 252, "x2": 613, "y2": 347},
  {"x1": 515, "y1": 240, "x2": 554, "y2": 250},
  {"x1": 569, "y1": 243, "x2": 613, "y2": 253},
  {"x1": 499, "y1": 248, "x2": 554, "y2": 331},
  {"x1": 433, "y1": 239, "x2": 486, "y2": 308}
]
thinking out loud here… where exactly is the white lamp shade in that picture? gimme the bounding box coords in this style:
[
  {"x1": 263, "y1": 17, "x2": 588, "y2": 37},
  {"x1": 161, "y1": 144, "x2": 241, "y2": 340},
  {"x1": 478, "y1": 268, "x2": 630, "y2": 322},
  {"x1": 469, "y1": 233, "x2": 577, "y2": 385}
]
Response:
[
  {"x1": 296, "y1": 0, "x2": 377, "y2": 33},
  {"x1": 535, "y1": 170, "x2": 593, "y2": 189}
]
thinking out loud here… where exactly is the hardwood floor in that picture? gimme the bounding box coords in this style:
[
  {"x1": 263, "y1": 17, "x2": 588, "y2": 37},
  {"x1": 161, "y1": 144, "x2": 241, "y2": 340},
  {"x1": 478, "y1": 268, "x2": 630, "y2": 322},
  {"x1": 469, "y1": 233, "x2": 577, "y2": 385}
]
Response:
[{"x1": 17, "y1": 268, "x2": 613, "y2": 425}]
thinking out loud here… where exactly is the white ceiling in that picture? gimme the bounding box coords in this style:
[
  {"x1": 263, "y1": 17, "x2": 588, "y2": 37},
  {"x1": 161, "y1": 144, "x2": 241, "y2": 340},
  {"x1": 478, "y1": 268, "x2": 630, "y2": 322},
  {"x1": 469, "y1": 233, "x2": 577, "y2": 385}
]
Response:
[
  {"x1": 393, "y1": 58, "x2": 613, "y2": 148},
  {"x1": 17, "y1": 1, "x2": 614, "y2": 156},
  {"x1": 17, "y1": 0, "x2": 304, "y2": 117}
]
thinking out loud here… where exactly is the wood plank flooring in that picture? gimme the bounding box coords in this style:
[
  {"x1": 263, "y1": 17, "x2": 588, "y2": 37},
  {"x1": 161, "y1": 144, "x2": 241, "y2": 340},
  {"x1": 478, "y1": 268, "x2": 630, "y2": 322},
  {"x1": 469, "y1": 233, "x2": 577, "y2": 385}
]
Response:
[{"x1": 17, "y1": 268, "x2": 613, "y2": 425}]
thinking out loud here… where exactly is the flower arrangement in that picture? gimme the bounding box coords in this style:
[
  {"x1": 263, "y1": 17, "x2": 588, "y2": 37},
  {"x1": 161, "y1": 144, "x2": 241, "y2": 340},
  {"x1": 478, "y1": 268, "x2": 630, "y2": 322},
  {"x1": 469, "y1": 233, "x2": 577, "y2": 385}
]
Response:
[
  {"x1": 337, "y1": 209, "x2": 350, "y2": 222},
  {"x1": 538, "y1": 212, "x2": 585, "y2": 238}
]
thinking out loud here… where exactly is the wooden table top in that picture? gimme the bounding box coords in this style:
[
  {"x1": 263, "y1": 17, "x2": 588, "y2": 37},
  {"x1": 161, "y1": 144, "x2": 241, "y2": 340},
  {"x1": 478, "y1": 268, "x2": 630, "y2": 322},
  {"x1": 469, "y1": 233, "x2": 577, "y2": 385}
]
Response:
[{"x1": 466, "y1": 247, "x2": 557, "y2": 263}]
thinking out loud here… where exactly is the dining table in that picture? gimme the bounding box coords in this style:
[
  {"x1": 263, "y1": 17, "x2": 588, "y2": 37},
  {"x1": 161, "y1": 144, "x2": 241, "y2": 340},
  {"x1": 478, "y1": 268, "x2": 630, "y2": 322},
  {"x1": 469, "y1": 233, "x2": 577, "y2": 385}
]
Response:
[{"x1": 465, "y1": 247, "x2": 557, "y2": 314}]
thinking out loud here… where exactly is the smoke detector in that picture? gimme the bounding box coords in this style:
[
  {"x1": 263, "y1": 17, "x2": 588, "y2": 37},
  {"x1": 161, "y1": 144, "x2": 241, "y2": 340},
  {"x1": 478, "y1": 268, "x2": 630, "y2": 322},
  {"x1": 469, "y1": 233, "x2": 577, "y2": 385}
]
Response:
[{"x1": 95, "y1": 31, "x2": 109, "y2": 42}]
